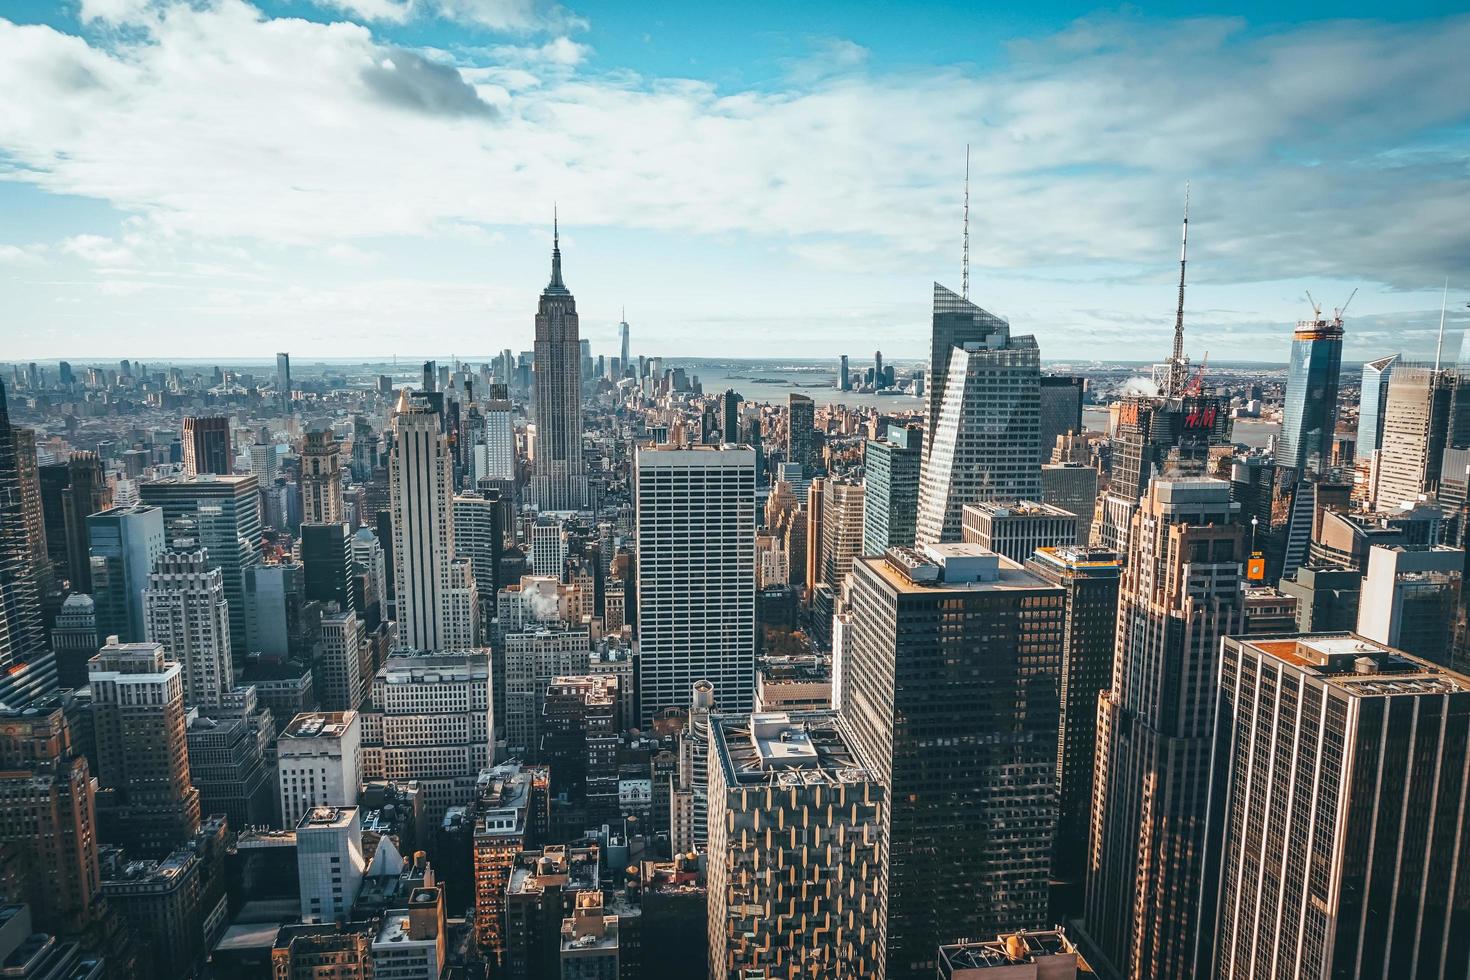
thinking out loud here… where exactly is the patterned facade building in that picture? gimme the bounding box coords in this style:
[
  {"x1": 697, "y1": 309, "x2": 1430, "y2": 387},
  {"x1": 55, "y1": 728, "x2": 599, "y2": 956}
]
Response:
[{"x1": 706, "y1": 712, "x2": 883, "y2": 979}]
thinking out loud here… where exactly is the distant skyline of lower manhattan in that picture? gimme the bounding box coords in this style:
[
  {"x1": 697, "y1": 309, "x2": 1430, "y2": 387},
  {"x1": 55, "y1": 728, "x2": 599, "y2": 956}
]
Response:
[{"x1": 3, "y1": 1, "x2": 1469, "y2": 361}]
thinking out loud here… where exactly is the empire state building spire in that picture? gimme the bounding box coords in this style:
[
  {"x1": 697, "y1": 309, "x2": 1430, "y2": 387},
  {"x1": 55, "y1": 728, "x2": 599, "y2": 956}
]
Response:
[{"x1": 547, "y1": 206, "x2": 569, "y2": 295}]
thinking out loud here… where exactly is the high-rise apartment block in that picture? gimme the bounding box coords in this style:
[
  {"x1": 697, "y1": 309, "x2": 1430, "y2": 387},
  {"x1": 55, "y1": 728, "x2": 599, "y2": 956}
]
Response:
[
  {"x1": 318, "y1": 609, "x2": 366, "y2": 711},
  {"x1": 143, "y1": 545, "x2": 232, "y2": 708},
  {"x1": 362, "y1": 652, "x2": 494, "y2": 820},
  {"x1": 89, "y1": 639, "x2": 202, "y2": 857},
  {"x1": 839, "y1": 544, "x2": 1064, "y2": 978},
  {"x1": 787, "y1": 394, "x2": 818, "y2": 477},
  {"x1": 706, "y1": 711, "x2": 884, "y2": 979},
  {"x1": 820, "y1": 477, "x2": 865, "y2": 589},
  {"x1": 635, "y1": 445, "x2": 756, "y2": 722},
  {"x1": 278, "y1": 710, "x2": 362, "y2": 829}
]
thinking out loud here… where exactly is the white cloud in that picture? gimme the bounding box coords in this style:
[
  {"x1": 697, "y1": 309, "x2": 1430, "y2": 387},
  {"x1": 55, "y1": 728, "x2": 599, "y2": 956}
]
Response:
[
  {"x1": 0, "y1": 244, "x2": 47, "y2": 267},
  {"x1": 2, "y1": 4, "x2": 1470, "y2": 358},
  {"x1": 314, "y1": 0, "x2": 585, "y2": 32}
]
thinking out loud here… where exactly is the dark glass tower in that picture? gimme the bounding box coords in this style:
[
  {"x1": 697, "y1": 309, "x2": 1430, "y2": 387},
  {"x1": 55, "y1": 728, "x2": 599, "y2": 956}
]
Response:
[
  {"x1": 862, "y1": 424, "x2": 923, "y2": 555},
  {"x1": 786, "y1": 393, "x2": 817, "y2": 477},
  {"x1": 0, "y1": 381, "x2": 52, "y2": 708},
  {"x1": 1278, "y1": 313, "x2": 1345, "y2": 476},
  {"x1": 1040, "y1": 375, "x2": 1085, "y2": 461},
  {"x1": 530, "y1": 215, "x2": 587, "y2": 511},
  {"x1": 182, "y1": 415, "x2": 232, "y2": 477}
]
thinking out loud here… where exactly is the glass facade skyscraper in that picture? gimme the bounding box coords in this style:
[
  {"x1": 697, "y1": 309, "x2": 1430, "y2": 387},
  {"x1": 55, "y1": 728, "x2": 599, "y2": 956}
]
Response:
[
  {"x1": 1356, "y1": 353, "x2": 1398, "y2": 462},
  {"x1": 862, "y1": 424, "x2": 922, "y2": 555},
  {"x1": 1278, "y1": 315, "x2": 1344, "y2": 476}
]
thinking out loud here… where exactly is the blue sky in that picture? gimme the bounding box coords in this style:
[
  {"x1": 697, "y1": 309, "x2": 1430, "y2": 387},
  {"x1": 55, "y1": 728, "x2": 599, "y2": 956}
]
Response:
[{"x1": 2, "y1": 0, "x2": 1469, "y2": 363}]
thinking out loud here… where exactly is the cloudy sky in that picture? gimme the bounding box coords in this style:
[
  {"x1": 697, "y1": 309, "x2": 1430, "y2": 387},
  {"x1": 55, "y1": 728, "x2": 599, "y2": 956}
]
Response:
[{"x1": 3, "y1": 0, "x2": 1468, "y2": 363}]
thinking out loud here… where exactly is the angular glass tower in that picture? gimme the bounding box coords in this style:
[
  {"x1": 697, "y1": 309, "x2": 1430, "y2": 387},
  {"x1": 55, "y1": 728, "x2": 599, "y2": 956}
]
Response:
[
  {"x1": 1355, "y1": 353, "x2": 1398, "y2": 462},
  {"x1": 1278, "y1": 315, "x2": 1345, "y2": 476}
]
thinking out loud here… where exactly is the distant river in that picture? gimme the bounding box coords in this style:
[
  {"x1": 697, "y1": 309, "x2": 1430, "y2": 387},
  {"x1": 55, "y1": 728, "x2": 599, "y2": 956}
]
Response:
[{"x1": 682, "y1": 364, "x2": 924, "y2": 411}]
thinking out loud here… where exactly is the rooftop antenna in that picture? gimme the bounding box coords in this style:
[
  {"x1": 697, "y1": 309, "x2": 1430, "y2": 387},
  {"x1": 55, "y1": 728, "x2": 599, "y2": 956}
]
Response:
[
  {"x1": 1435, "y1": 278, "x2": 1449, "y2": 372},
  {"x1": 962, "y1": 144, "x2": 970, "y2": 301},
  {"x1": 1169, "y1": 182, "x2": 1190, "y2": 396}
]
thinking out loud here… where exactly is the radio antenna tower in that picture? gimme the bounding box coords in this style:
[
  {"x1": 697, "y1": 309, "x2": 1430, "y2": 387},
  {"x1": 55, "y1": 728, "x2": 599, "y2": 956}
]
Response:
[
  {"x1": 962, "y1": 144, "x2": 970, "y2": 301},
  {"x1": 1168, "y1": 182, "x2": 1191, "y2": 397}
]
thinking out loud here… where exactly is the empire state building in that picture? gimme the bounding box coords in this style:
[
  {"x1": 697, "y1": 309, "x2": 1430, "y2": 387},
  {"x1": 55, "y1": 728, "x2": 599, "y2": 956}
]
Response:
[{"x1": 530, "y1": 215, "x2": 587, "y2": 511}]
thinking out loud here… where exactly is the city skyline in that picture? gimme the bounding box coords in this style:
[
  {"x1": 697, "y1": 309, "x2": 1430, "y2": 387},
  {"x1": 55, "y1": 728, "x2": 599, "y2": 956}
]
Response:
[{"x1": 3, "y1": 2, "x2": 1470, "y2": 360}]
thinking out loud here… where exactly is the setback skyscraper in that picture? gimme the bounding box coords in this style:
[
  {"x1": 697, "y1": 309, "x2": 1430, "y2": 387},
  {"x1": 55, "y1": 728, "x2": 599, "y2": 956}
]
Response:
[
  {"x1": 300, "y1": 429, "x2": 345, "y2": 524},
  {"x1": 530, "y1": 216, "x2": 587, "y2": 511},
  {"x1": 143, "y1": 545, "x2": 232, "y2": 709},
  {"x1": 389, "y1": 390, "x2": 479, "y2": 651},
  {"x1": 1277, "y1": 310, "x2": 1345, "y2": 476},
  {"x1": 1084, "y1": 478, "x2": 1245, "y2": 980}
]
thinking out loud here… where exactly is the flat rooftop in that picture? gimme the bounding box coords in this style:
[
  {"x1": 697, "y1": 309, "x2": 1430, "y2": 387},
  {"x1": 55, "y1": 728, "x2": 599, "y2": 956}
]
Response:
[
  {"x1": 871, "y1": 546, "x2": 1055, "y2": 594},
  {"x1": 713, "y1": 711, "x2": 871, "y2": 788},
  {"x1": 1241, "y1": 633, "x2": 1470, "y2": 697},
  {"x1": 282, "y1": 711, "x2": 356, "y2": 740},
  {"x1": 297, "y1": 806, "x2": 357, "y2": 831}
]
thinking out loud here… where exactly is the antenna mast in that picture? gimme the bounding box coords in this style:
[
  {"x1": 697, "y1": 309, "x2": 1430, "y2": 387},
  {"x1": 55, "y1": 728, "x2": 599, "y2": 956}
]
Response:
[
  {"x1": 1435, "y1": 278, "x2": 1449, "y2": 372},
  {"x1": 1169, "y1": 182, "x2": 1190, "y2": 396},
  {"x1": 962, "y1": 144, "x2": 970, "y2": 301}
]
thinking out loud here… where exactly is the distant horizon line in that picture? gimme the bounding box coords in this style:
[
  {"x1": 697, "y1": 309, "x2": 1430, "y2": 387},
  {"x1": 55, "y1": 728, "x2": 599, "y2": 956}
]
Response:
[{"x1": 5, "y1": 354, "x2": 1299, "y2": 368}]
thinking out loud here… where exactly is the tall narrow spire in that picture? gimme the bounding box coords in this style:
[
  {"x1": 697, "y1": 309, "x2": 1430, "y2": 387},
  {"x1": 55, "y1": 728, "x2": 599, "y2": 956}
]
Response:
[
  {"x1": 549, "y1": 205, "x2": 565, "y2": 290},
  {"x1": 1169, "y1": 181, "x2": 1190, "y2": 396},
  {"x1": 1435, "y1": 277, "x2": 1449, "y2": 372},
  {"x1": 962, "y1": 144, "x2": 971, "y2": 301}
]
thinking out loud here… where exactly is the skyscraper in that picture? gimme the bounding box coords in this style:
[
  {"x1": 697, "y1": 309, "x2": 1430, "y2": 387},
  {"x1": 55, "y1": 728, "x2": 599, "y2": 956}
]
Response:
[
  {"x1": 182, "y1": 415, "x2": 232, "y2": 476},
  {"x1": 635, "y1": 445, "x2": 756, "y2": 723},
  {"x1": 300, "y1": 429, "x2": 345, "y2": 524},
  {"x1": 619, "y1": 315, "x2": 631, "y2": 375},
  {"x1": 916, "y1": 287, "x2": 1042, "y2": 544},
  {"x1": 470, "y1": 395, "x2": 516, "y2": 484},
  {"x1": 863, "y1": 423, "x2": 923, "y2": 556},
  {"x1": 273, "y1": 352, "x2": 291, "y2": 413},
  {"x1": 960, "y1": 500, "x2": 1079, "y2": 563},
  {"x1": 1355, "y1": 353, "x2": 1398, "y2": 462},
  {"x1": 839, "y1": 544, "x2": 1065, "y2": 979},
  {"x1": 0, "y1": 696, "x2": 103, "y2": 937},
  {"x1": 1354, "y1": 543, "x2": 1462, "y2": 667},
  {"x1": 140, "y1": 474, "x2": 262, "y2": 660},
  {"x1": 926, "y1": 282, "x2": 1012, "y2": 450},
  {"x1": 1084, "y1": 478, "x2": 1245, "y2": 980},
  {"x1": 1206, "y1": 633, "x2": 1470, "y2": 979},
  {"x1": 706, "y1": 712, "x2": 884, "y2": 979},
  {"x1": 301, "y1": 521, "x2": 359, "y2": 616},
  {"x1": 39, "y1": 451, "x2": 110, "y2": 591},
  {"x1": 719, "y1": 389, "x2": 741, "y2": 445},
  {"x1": 89, "y1": 639, "x2": 202, "y2": 858},
  {"x1": 389, "y1": 390, "x2": 479, "y2": 651},
  {"x1": 786, "y1": 393, "x2": 817, "y2": 477},
  {"x1": 1023, "y1": 546, "x2": 1120, "y2": 912},
  {"x1": 1373, "y1": 364, "x2": 1470, "y2": 511},
  {"x1": 838, "y1": 353, "x2": 851, "y2": 391},
  {"x1": 530, "y1": 216, "x2": 587, "y2": 511},
  {"x1": 1040, "y1": 375, "x2": 1085, "y2": 460},
  {"x1": 0, "y1": 381, "x2": 50, "y2": 708},
  {"x1": 87, "y1": 503, "x2": 167, "y2": 644},
  {"x1": 820, "y1": 477, "x2": 864, "y2": 589},
  {"x1": 1278, "y1": 310, "x2": 1345, "y2": 476},
  {"x1": 143, "y1": 545, "x2": 232, "y2": 709}
]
